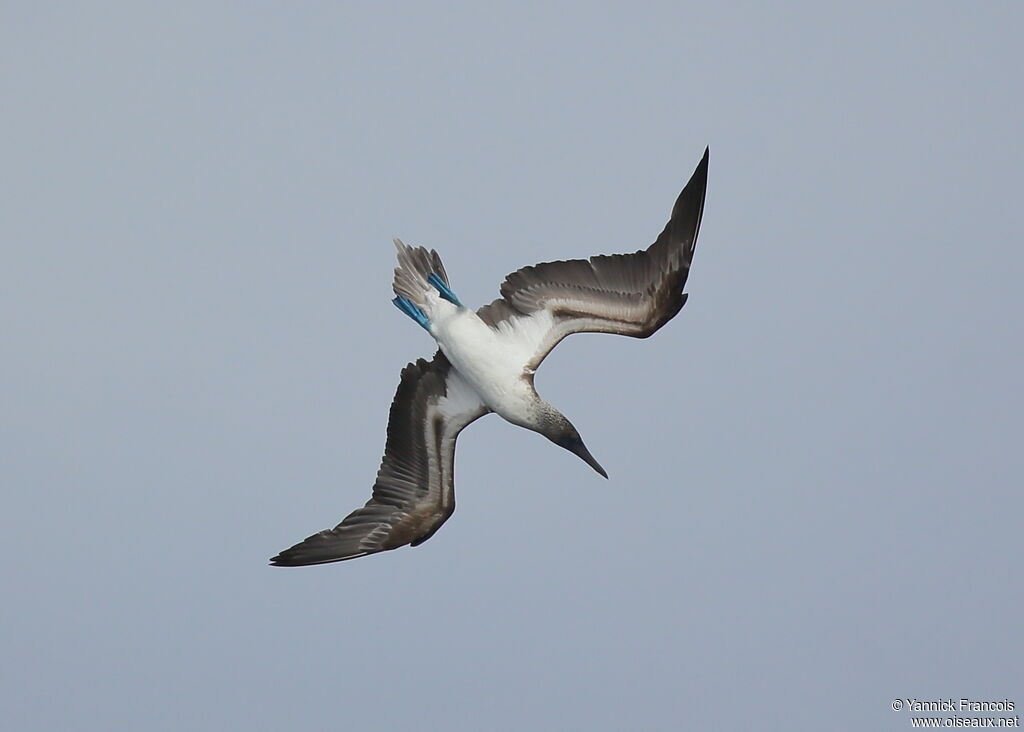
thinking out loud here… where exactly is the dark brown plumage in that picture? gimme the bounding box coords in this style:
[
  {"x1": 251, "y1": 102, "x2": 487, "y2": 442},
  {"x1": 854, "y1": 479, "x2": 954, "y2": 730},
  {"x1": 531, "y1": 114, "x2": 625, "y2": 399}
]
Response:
[
  {"x1": 478, "y1": 146, "x2": 707, "y2": 369},
  {"x1": 270, "y1": 354, "x2": 487, "y2": 566}
]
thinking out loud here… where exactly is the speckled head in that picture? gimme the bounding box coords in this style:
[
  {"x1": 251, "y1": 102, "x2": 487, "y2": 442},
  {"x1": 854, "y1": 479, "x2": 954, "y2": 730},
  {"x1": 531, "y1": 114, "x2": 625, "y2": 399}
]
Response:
[{"x1": 539, "y1": 409, "x2": 608, "y2": 479}]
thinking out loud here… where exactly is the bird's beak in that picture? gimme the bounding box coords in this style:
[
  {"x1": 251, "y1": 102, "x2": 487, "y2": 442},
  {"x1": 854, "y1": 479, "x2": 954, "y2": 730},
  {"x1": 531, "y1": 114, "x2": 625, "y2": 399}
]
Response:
[{"x1": 570, "y1": 439, "x2": 608, "y2": 479}]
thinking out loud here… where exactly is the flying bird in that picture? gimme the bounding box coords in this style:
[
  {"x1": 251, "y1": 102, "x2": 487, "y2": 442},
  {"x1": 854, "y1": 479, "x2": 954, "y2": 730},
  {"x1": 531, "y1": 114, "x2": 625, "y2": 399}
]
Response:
[{"x1": 271, "y1": 147, "x2": 709, "y2": 566}]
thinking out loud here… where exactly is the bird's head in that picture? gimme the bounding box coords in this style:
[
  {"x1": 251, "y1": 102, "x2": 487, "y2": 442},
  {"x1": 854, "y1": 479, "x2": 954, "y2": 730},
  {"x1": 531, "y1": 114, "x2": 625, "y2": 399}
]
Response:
[{"x1": 541, "y1": 411, "x2": 608, "y2": 479}]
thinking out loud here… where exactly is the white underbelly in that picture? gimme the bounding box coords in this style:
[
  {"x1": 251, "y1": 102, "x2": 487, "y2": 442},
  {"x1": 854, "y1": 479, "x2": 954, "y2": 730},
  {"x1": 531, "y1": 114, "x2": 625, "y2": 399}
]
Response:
[{"x1": 430, "y1": 307, "x2": 535, "y2": 425}]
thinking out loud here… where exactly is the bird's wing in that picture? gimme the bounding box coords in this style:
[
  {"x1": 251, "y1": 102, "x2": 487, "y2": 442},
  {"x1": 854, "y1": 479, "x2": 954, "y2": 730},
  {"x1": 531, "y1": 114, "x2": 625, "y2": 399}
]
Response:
[
  {"x1": 477, "y1": 147, "x2": 708, "y2": 370},
  {"x1": 271, "y1": 353, "x2": 488, "y2": 566}
]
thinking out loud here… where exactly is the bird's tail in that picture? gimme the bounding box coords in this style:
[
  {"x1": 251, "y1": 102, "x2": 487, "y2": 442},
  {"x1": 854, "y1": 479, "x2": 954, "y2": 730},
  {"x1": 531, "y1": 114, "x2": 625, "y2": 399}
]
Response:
[{"x1": 392, "y1": 238, "x2": 453, "y2": 311}]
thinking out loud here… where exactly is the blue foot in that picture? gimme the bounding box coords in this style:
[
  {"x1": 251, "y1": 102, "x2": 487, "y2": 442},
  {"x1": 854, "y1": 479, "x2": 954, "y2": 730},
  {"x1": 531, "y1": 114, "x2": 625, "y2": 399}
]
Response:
[
  {"x1": 427, "y1": 273, "x2": 463, "y2": 307},
  {"x1": 392, "y1": 296, "x2": 431, "y2": 331}
]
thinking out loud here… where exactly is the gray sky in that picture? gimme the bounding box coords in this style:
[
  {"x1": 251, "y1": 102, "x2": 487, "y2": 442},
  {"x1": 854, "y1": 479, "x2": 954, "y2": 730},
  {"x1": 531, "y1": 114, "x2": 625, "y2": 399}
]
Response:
[{"x1": 3, "y1": 3, "x2": 1022, "y2": 730}]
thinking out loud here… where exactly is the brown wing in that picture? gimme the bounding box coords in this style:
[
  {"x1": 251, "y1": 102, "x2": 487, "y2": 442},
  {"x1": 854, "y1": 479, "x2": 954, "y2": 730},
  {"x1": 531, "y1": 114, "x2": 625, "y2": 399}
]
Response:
[
  {"x1": 271, "y1": 353, "x2": 488, "y2": 566},
  {"x1": 477, "y1": 147, "x2": 708, "y2": 369}
]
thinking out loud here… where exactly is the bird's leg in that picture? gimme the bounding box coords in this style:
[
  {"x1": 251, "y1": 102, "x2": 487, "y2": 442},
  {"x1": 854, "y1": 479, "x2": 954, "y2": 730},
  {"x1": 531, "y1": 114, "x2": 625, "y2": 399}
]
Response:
[
  {"x1": 427, "y1": 273, "x2": 463, "y2": 307},
  {"x1": 392, "y1": 296, "x2": 431, "y2": 331}
]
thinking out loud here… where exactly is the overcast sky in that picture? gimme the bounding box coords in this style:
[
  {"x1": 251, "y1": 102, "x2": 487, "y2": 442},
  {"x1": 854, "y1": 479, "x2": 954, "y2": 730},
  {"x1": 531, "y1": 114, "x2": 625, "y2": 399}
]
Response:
[{"x1": 3, "y1": 3, "x2": 1022, "y2": 730}]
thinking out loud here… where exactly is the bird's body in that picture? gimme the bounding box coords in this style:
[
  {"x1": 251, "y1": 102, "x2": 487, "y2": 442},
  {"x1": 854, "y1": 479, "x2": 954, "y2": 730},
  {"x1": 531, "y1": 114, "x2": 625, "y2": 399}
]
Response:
[
  {"x1": 272, "y1": 147, "x2": 709, "y2": 566},
  {"x1": 430, "y1": 294, "x2": 550, "y2": 428}
]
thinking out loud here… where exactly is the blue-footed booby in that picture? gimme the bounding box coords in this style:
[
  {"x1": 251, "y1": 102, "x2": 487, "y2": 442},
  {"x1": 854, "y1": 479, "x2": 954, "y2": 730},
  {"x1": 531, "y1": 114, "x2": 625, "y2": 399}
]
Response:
[{"x1": 271, "y1": 147, "x2": 709, "y2": 566}]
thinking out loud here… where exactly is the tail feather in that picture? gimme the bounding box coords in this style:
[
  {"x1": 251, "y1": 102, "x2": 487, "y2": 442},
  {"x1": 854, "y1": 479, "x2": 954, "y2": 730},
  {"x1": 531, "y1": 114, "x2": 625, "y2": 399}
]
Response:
[{"x1": 393, "y1": 238, "x2": 450, "y2": 311}]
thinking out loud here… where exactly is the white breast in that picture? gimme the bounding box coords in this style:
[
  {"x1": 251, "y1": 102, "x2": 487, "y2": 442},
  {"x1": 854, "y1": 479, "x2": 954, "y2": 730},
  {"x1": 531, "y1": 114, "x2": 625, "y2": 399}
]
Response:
[{"x1": 428, "y1": 302, "x2": 547, "y2": 426}]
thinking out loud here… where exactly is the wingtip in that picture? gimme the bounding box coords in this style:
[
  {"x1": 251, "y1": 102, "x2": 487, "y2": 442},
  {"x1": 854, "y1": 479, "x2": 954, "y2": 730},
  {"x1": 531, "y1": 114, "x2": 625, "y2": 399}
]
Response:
[
  {"x1": 269, "y1": 551, "x2": 293, "y2": 567},
  {"x1": 695, "y1": 146, "x2": 709, "y2": 176},
  {"x1": 679, "y1": 147, "x2": 710, "y2": 216},
  {"x1": 269, "y1": 546, "x2": 305, "y2": 566},
  {"x1": 269, "y1": 546, "x2": 371, "y2": 567}
]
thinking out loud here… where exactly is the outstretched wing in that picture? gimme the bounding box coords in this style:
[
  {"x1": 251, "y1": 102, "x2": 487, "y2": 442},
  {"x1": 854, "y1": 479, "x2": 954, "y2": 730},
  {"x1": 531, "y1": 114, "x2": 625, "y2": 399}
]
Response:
[
  {"x1": 477, "y1": 147, "x2": 708, "y2": 369},
  {"x1": 271, "y1": 353, "x2": 488, "y2": 566}
]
